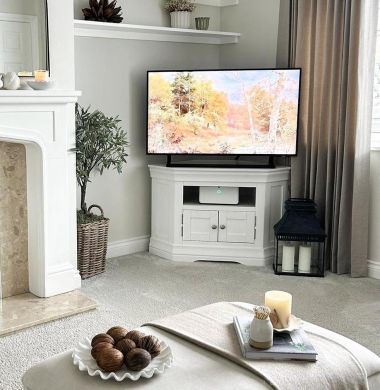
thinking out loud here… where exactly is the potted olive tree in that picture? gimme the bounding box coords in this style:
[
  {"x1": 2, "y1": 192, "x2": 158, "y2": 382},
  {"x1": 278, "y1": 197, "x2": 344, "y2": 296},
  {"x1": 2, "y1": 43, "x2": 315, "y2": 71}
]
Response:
[
  {"x1": 164, "y1": 0, "x2": 196, "y2": 29},
  {"x1": 75, "y1": 104, "x2": 128, "y2": 279}
]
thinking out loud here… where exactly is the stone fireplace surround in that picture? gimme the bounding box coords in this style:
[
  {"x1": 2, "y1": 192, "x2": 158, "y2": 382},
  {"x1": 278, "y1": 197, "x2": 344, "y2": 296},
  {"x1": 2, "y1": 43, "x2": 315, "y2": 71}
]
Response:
[{"x1": 0, "y1": 91, "x2": 81, "y2": 298}]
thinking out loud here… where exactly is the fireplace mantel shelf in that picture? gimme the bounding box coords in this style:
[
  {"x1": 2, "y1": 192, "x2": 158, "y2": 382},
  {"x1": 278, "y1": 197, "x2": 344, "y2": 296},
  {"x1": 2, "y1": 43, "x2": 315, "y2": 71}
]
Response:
[{"x1": 0, "y1": 90, "x2": 81, "y2": 103}]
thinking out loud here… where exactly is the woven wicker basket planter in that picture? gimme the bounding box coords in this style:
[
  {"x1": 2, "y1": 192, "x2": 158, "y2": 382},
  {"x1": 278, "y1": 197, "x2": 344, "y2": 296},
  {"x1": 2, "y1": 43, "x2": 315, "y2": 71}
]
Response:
[{"x1": 77, "y1": 205, "x2": 109, "y2": 279}]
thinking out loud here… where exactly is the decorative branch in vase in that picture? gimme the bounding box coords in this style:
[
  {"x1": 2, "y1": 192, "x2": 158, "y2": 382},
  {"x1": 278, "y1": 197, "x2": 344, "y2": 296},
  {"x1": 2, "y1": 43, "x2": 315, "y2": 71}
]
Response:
[
  {"x1": 164, "y1": 0, "x2": 196, "y2": 29},
  {"x1": 75, "y1": 104, "x2": 128, "y2": 279}
]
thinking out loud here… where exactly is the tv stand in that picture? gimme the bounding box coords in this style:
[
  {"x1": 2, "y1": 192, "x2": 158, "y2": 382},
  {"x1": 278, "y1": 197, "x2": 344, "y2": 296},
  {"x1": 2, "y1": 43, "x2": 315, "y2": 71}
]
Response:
[
  {"x1": 166, "y1": 155, "x2": 275, "y2": 169},
  {"x1": 148, "y1": 164, "x2": 290, "y2": 266}
]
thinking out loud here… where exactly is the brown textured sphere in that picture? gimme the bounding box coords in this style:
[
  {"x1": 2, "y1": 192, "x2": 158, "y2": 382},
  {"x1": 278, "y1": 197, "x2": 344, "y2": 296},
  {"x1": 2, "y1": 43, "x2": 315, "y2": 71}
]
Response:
[
  {"x1": 138, "y1": 335, "x2": 161, "y2": 358},
  {"x1": 91, "y1": 342, "x2": 114, "y2": 359},
  {"x1": 115, "y1": 338, "x2": 136, "y2": 355},
  {"x1": 107, "y1": 326, "x2": 129, "y2": 343},
  {"x1": 96, "y1": 348, "x2": 124, "y2": 372},
  {"x1": 125, "y1": 330, "x2": 146, "y2": 345},
  {"x1": 91, "y1": 333, "x2": 115, "y2": 347},
  {"x1": 125, "y1": 348, "x2": 151, "y2": 371}
]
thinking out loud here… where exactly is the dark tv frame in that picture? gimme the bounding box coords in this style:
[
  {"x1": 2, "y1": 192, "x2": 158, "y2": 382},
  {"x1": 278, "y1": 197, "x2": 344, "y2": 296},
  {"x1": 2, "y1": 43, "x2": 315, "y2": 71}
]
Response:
[{"x1": 146, "y1": 67, "x2": 302, "y2": 168}]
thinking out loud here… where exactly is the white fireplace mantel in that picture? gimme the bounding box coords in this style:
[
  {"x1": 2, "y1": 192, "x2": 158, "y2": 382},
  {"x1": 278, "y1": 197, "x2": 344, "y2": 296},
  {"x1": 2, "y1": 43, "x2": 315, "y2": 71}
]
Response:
[{"x1": 0, "y1": 91, "x2": 81, "y2": 297}]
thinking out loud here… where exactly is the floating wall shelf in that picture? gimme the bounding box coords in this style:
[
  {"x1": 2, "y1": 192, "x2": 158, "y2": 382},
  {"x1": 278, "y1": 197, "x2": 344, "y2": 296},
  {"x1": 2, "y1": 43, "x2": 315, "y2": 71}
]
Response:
[
  {"x1": 194, "y1": 0, "x2": 239, "y2": 6},
  {"x1": 74, "y1": 20, "x2": 240, "y2": 45}
]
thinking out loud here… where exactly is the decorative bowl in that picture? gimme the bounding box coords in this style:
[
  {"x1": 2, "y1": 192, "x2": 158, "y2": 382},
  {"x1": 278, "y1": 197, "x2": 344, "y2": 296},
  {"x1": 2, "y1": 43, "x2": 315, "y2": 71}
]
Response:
[
  {"x1": 27, "y1": 81, "x2": 55, "y2": 90},
  {"x1": 72, "y1": 337, "x2": 173, "y2": 381},
  {"x1": 273, "y1": 315, "x2": 303, "y2": 333}
]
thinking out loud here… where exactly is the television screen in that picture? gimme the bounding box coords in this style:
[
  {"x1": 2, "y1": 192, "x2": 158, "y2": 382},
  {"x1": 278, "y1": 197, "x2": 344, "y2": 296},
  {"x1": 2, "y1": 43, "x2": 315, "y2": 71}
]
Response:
[{"x1": 147, "y1": 69, "x2": 301, "y2": 155}]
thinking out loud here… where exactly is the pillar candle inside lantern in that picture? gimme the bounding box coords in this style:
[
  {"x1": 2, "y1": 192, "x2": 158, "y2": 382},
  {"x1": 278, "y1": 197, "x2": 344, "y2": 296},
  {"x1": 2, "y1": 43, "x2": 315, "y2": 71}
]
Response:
[
  {"x1": 34, "y1": 70, "x2": 49, "y2": 82},
  {"x1": 264, "y1": 290, "x2": 292, "y2": 329},
  {"x1": 298, "y1": 245, "x2": 312, "y2": 273},
  {"x1": 282, "y1": 244, "x2": 295, "y2": 272}
]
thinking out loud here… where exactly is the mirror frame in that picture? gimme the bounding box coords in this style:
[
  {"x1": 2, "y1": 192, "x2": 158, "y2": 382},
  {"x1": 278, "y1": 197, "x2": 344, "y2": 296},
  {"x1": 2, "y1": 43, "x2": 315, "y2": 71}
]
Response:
[{"x1": 44, "y1": 0, "x2": 50, "y2": 71}]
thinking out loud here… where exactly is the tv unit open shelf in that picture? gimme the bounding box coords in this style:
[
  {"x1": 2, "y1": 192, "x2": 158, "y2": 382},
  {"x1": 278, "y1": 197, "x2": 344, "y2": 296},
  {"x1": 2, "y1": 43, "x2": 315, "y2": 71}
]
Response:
[{"x1": 149, "y1": 165, "x2": 290, "y2": 266}]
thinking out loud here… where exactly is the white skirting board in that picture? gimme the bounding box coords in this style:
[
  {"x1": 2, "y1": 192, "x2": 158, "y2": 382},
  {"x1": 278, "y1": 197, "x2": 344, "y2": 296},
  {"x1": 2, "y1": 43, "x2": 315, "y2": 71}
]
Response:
[
  {"x1": 368, "y1": 260, "x2": 380, "y2": 279},
  {"x1": 107, "y1": 236, "x2": 150, "y2": 259}
]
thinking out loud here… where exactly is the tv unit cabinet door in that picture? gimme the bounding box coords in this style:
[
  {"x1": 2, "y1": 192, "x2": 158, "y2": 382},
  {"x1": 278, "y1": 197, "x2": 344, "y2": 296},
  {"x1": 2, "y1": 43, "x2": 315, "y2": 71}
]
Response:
[
  {"x1": 218, "y1": 211, "x2": 255, "y2": 244},
  {"x1": 183, "y1": 210, "x2": 218, "y2": 242}
]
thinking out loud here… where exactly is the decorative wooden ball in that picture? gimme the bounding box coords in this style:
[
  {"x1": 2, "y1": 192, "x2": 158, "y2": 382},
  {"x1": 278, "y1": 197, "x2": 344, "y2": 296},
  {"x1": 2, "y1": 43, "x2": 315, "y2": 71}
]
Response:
[
  {"x1": 91, "y1": 333, "x2": 115, "y2": 347},
  {"x1": 138, "y1": 335, "x2": 161, "y2": 358},
  {"x1": 96, "y1": 348, "x2": 124, "y2": 372},
  {"x1": 91, "y1": 342, "x2": 114, "y2": 359},
  {"x1": 125, "y1": 348, "x2": 152, "y2": 371},
  {"x1": 107, "y1": 326, "x2": 129, "y2": 343},
  {"x1": 125, "y1": 330, "x2": 146, "y2": 345},
  {"x1": 115, "y1": 338, "x2": 136, "y2": 355}
]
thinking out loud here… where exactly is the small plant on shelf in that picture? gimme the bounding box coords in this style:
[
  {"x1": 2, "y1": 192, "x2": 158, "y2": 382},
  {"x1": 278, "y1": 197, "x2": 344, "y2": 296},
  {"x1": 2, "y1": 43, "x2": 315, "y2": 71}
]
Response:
[
  {"x1": 75, "y1": 104, "x2": 128, "y2": 279},
  {"x1": 164, "y1": 0, "x2": 196, "y2": 29},
  {"x1": 82, "y1": 0, "x2": 123, "y2": 23},
  {"x1": 164, "y1": 0, "x2": 196, "y2": 13}
]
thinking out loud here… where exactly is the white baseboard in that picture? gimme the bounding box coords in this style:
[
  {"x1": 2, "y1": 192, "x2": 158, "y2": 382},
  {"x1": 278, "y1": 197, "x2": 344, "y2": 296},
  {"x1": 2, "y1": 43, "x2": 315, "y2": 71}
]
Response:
[
  {"x1": 107, "y1": 236, "x2": 150, "y2": 259},
  {"x1": 368, "y1": 260, "x2": 380, "y2": 279}
]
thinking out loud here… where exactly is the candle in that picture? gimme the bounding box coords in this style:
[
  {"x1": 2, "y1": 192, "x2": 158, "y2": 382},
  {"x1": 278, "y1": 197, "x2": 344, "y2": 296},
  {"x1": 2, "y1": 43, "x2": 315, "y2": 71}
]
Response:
[
  {"x1": 282, "y1": 244, "x2": 295, "y2": 272},
  {"x1": 265, "y1": 290, "x2": 292, "y2": 329},
  {"x1": 34, "y1": 70, "x2": 49, "y2": 82},
  {"x1": 298, "y1": 245, "x2": 312, "y2": 273}
]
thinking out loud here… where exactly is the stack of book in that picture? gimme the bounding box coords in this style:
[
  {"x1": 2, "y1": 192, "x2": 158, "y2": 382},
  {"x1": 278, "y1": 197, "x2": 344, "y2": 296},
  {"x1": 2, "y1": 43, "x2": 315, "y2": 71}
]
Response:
[{"x1": 233, "y1": 316, "x2": 317, "y2": 361}]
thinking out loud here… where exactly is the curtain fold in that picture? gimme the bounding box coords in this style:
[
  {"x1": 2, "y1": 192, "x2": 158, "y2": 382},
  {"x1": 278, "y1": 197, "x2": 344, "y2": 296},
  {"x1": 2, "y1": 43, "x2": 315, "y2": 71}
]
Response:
[{"x1": 289, "y1": 0, "x2": 378, "y2": 276}]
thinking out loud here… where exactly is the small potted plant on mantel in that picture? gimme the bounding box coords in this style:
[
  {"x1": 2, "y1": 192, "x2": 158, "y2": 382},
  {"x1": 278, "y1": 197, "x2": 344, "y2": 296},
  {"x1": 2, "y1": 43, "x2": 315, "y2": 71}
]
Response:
[
  {"x1": 165, "y1": 0, "x2": 196, "y2": 29},
  {"x1": 75, "y1": 104, "x2": 128, "y2": 279}
]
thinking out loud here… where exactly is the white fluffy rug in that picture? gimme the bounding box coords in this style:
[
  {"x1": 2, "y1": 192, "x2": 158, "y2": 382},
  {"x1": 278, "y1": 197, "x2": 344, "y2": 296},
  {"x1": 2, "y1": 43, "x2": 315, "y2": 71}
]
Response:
[{"x1": 0, "y1": 252, "x2": 379, "y2": 390}]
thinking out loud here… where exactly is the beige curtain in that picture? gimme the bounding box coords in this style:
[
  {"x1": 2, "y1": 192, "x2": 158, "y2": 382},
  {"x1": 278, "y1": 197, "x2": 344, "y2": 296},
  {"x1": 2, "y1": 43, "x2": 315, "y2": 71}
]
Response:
[{"x1": 290, "y1": 0, "x2": 378, "y2": 276}]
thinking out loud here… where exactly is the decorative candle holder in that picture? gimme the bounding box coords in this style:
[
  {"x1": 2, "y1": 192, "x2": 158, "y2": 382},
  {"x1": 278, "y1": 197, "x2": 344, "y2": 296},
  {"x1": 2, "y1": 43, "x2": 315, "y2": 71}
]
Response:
[
  {"x1": 34, "y1": 70, "x2": 49, "y2": 83},
  {"x1": 273, "y1": 198, "x2": 326, "y2": 277},
  {"x1": 195, "y1": 17, "x2": 210, "y2": 30}
]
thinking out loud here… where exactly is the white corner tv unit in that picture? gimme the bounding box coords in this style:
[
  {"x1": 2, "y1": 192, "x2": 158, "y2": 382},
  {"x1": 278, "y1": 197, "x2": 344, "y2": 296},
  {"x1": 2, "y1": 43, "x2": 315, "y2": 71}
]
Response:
[{"x1": 148, "y1": 165, "x2": 290, "y2": 266}]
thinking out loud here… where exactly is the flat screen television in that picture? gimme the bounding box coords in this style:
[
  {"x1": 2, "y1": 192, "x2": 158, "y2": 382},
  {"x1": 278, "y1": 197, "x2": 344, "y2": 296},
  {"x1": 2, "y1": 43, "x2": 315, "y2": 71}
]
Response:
[{"x1": 147, "y1": 68, "x2": 301, "y2": 156}]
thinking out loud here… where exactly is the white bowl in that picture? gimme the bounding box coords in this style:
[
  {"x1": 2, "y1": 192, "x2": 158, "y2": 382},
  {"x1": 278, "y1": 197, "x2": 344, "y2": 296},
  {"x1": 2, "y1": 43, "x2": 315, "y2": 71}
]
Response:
[
  {"x1": 27, "y1": 81, "x2": 55, "y2": 90},
  {"x1": 72, "y1": 337, "x2": 173, "y2": 381}
]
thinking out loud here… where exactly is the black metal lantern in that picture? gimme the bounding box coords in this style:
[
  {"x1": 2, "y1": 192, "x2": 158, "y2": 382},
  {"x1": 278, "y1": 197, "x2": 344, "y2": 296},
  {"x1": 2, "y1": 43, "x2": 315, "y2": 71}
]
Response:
[{"x1": 273, "y1": 198, "x2": 326, "y2": 277}]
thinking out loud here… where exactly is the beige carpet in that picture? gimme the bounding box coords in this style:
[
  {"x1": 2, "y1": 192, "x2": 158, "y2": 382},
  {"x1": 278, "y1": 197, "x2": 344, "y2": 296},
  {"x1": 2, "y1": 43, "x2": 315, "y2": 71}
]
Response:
[{"x1": 0, "y1": 252, "x2": 379, "y2": 390}]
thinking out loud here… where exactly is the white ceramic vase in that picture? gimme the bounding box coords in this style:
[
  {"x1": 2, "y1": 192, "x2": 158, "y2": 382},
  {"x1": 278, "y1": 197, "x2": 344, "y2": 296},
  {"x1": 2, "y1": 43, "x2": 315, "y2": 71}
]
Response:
[
  {"x1": 170, "y1": 11, "x2": 191, "y2": 29},
  {"x1": 3, "y1": 72, "x2": 20, "y2": 90},
  {"x1": 249, "y1": 316, "x2": 273, "y2": 350}
]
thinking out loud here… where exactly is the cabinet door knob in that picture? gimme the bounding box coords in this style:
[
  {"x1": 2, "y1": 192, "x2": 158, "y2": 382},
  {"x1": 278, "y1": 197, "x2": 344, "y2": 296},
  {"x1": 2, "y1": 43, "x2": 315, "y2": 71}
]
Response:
[
  {"x1": 220, "y1": 225, "x2": 226, "y2": 230},
  {"x1": 211, "y1": 225, "x2": 217, "y2": 230}
]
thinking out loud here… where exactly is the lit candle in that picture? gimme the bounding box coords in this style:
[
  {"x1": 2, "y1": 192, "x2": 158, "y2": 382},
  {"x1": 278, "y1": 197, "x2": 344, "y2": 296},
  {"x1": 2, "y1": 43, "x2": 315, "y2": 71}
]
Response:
[
  {"x1": 298, "y1": 245, "x2": 312, "y2": 273},
  {"x1": 34, "y1": 70, "x2": 49, "y2": 82},
  {"x1": 282, "y1": 244, "x2": 295, "y2": 272},
  {"x1": 264, "y1": 290, "x2": 292, "y2": 329}
]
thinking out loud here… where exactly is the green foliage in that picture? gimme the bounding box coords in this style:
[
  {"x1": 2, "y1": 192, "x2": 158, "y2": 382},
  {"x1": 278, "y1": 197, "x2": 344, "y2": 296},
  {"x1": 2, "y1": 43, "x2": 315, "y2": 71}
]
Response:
[
  {"x1": 164, "y1": 0, "x2": 196, "y2": 13},
  {"x1": 75, "y1": 104, "x2": 128, "y2": 214}
]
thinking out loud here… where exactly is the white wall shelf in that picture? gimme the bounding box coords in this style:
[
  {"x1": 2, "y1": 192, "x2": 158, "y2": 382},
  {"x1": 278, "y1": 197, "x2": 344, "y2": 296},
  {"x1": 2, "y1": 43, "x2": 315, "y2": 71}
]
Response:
[
  {"x1": 74, "y1": 20, "x2": 240, "y2": 45},
  {"x1": 194, "y1": 0, "x2": 239, "y2": 6}
]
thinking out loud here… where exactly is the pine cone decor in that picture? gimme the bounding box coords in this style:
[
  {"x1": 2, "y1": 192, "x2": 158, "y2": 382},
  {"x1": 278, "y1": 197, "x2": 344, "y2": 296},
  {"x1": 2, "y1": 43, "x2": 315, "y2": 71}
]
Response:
[{"x1": 82, "y1": 0, "x2": 123, "y2": 23}]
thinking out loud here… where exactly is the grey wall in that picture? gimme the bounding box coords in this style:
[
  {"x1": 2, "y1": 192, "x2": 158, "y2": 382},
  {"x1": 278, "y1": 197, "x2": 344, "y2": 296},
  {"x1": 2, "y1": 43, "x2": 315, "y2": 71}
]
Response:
[
  {"x1": 276, "y1": 0, "x2": 290, "y2": 67},
  {"x1": 220, "y1": 0, "x2": 281, "y2": 68},
  {"x1": 74, "y1": 0, "x2": 287, "y2": 245}
]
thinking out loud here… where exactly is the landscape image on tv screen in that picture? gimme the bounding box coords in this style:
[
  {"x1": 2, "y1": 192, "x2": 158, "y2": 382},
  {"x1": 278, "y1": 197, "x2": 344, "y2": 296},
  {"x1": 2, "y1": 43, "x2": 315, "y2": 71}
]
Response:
[{"x1": 147, "y1": 69, "x2": 300, "y2": 155}]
